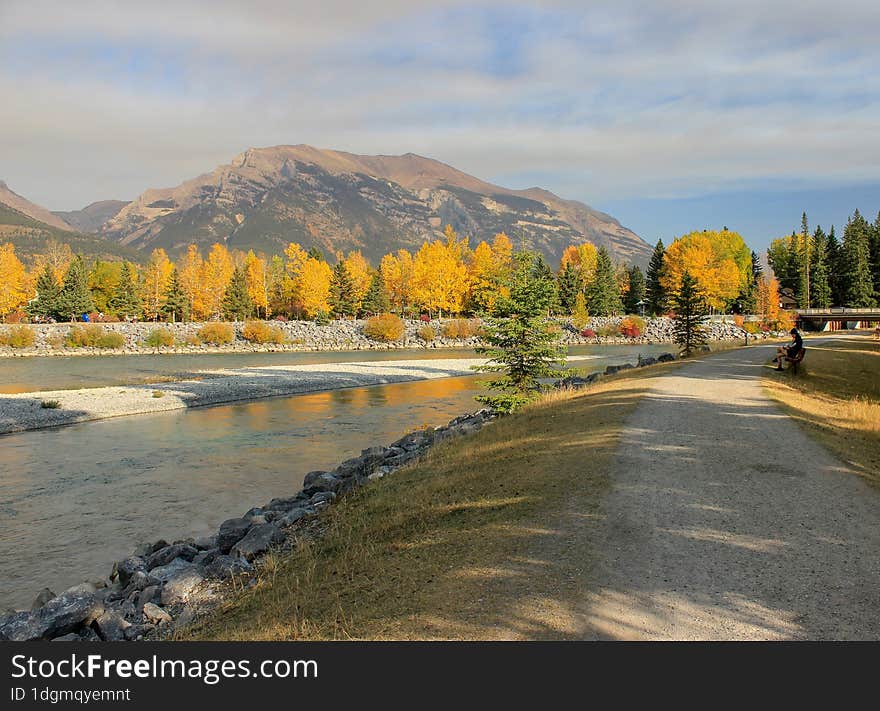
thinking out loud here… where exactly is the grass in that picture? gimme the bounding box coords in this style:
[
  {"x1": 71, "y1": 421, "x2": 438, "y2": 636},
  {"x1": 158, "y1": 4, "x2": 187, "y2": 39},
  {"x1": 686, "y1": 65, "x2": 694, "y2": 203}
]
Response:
[
  {"x1": 40, "y1": 400, "x2": 61, "y2": 409},
  {"x1": 181, "y1": 361, "x2": 679, "y2": 641},
  {"x1": 764, "y1": 337, "x2": 880, "y2": 484}
]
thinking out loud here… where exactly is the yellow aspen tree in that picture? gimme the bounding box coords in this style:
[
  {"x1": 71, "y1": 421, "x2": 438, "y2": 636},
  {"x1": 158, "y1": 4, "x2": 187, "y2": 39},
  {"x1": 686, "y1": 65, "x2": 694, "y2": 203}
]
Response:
[
  {"x1": 381, "y1": 249, "x2": 414, "y2": 314},
  {"x1": 297, "y1": 257, "x2": 334, "y2": 317},
  {"x1": 200, "y1": 243, "x2": 234, "y2": 320},
  {"x1": 468, "y1": 241, "x2": 498, "y2": 313},
  {"x1": 343, "y1": 251, "x2": 372, "y2": 312},
  {"x1": 31, "y1": 240, "x2": 74, "y2": 283},
  {"x1": 281, "y1": 242, "x2": 309, "y2": 312},
  {"x1": 244, "y1": 251, "x2": 270, "y2": 318},
  {"x1": 560, "y1": 242, "x2": 598, "y2": 291},
  {"x1": 412, "y1": 238, "x2": 470, "y2": 317},
  {"x1": 0, "y1": 243, "x2": 28, "y2": 316},
  {"x1": 662, "y1": 231, "x2": 747, "y2": 310},
  {"x1": 141, "y1": 248, "x2": 173, "y2": 320},
  {"x1": 178, "y1": 244, "x2": 205, "y2": 320}
]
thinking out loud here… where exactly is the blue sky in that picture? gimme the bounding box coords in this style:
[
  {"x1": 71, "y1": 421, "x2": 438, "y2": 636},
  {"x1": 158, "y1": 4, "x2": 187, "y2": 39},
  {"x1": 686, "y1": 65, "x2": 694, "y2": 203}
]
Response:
[{"x1": 1, "y1": 0, "x2": 878, "y2": 253}]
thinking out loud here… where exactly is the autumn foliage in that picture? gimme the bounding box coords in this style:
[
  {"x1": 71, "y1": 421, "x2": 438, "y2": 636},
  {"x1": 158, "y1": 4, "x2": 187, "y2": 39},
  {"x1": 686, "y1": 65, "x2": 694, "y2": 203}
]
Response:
[{"x1": 363, "y1": 313, "x2": 405, "y2": 342}]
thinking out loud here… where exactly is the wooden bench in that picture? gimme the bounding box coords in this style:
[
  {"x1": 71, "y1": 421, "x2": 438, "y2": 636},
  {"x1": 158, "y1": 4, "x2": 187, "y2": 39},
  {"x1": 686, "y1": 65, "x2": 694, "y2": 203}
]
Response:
[{"x1": 785, "y1": 347, "x2": 806, "y2": 374}]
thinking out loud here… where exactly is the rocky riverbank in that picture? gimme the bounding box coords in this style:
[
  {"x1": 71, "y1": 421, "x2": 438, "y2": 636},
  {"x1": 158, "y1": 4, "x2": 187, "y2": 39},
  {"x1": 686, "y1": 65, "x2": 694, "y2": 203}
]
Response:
[
  {"x1": 0, "y1": 350, "x2": 679, "y2": 642},
  {"x1": 0, "y1": 317, "x2": 774, "y2": 358}
]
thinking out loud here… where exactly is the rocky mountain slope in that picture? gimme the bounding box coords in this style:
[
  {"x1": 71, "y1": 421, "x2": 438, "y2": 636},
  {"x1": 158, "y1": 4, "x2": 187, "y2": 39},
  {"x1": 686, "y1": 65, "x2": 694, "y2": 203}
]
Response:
[
  {"x1": 55, "y1": 200, "x2": 130, "y2": 233},
  {"x1": 99, "y1": 146, "x2": 651, "y2": 265},
  {"x1": 0, "y1": 181, "x2": 75, "y2": 232}
]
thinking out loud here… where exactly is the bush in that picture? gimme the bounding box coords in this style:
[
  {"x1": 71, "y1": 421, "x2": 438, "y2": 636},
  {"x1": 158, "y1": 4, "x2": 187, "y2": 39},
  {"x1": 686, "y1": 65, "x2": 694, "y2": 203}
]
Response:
[
  {"x1": 273, "y1": 315, "x2": 288, "y2": 322},
  {"x1": 182, "y1": 334, "x2": 201, "y2": 346},
  {"x1": 242, "y1": 320, "x2": 285, "y2": 344},
  {"x1": 66, "y1": 325, "x2": 125, "y2": 349},
  {"x1": 314, "y1": 310, "x2": 331, "y2": 326},
  {"x1": 144, "y1": 328, "x2": 175, "y2": 347},
  {"x1": 47, "y1": 333, "x2": 65, "y2": 349},
  {"x1": 41, "y1": 400, "x2": 61, "y2": 409},
  {"x1": 743, "y1": 321, "x2": 761, "y2": 335},
  {"x1": 198, "y1": 322, "x2": 235, "y2": 345},
  {"x1": 441, "y1": 319, "x2": 480, "y2": 339},
  {"x1": 618, "y1": 315, "x2": 646, "y2": 338},
  {"x1": 580, "y1": 328, "x2": 596, "y2": 338},
  {"x1": 4, "y1": 310, "x2": 27, "y2": 324},
  {"x1": 596, "y1": 324, "x2": 618, "y2": 338},
  {"x1": 417, "y1": 325, "x2": 436, "y2": 341},
  {"x1": 419, "y1": 314, "x2": 431, "y2": 323},
  {"x1": 733, "y1": 314, "x2": 745, "y2": 327},
  {"x1": 363, "y1": 313, "x2": 405, "y2": 342},
  {"x1": 0, "y1": 325, "x2": 36, "y2": 348}
]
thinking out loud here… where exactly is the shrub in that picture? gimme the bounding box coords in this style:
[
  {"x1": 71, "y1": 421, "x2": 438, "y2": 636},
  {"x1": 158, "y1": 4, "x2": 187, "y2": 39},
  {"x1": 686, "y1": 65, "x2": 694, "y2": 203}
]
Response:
[
  {"x1": 242, "y1": 320, "x2": 285, "y2": 344},
  {"x1": 182, "y1": 334, "x2": 202, "y2": 347},
  {"x1": 314, "y1": 310, "x2": 331, "y2": 326},
  {"x1": 66, "y1": 325, "x2": 125, "y2": 349},
  {"x1": 144, "y1": 328, "x2": 175, "y2": 348},
  {"x1": 363, "y1": 313, "x2": 405, "y2": 342},
  {"x1": 0, "y1": 325, "x2": 36, "y2": 348},
  {"x1": 4, "y1": 310, "x2": 27, "y2": 324},
  {"x1": 580, "y1": 328, "x2": 597, "y2": 338},
  {"x1": 47, "y1": 333, "x2": 65, "y2": 349},
  {"x1": 41, "y1": 400, "x2": 61, "y2": 409},
  {"x1": 596, "y1": 323, "x2": 618, "y2": 338},
  {"x1": 441, "y1": 319, "x2": 480, "y2": 339},
  {"x1": 733, "y1": 314, "x2": 745, "y2": 327},
  {"x1": 198, "y1": 322, "x2": 235, "y2": 345},
  {"x1": 743, "y1": 321, "x2": 761, "y2": 335},
  {"x1": 419, "y1": 313, "x2": 431, "y2": 323},
  {"x1": 417, "y1": 324, "x2": 436, "y2": 341},
  {"x1": 273, "y1": 315, "x2": 288, "y2": 322},
  {"x1": 618, "y1": 315, "x2": 646, "y2": 338}
]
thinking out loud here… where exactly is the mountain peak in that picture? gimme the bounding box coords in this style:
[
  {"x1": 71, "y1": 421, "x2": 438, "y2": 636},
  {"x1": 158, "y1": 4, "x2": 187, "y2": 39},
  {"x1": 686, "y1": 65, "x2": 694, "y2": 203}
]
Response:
[{"x1": 0, "y1": 181, "x2": 76, "y2": 232}]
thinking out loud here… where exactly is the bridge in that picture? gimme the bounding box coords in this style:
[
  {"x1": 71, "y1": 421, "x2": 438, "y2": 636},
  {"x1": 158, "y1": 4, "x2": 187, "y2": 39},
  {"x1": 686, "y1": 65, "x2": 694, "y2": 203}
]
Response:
[{"x1": 795, "y1": 308, "x2": 880, "y2": 331}]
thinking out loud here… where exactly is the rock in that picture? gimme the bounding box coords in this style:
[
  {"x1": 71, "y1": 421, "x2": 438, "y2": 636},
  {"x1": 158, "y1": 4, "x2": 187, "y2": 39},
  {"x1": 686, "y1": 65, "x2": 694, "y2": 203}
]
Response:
[
  {"x1": 149, "y1": 557, "x2": 194, "y2": 582},
  {"x1": 64, "y1": 582, "x2": 98, "y2": 596},
  {"x1": 112, "y1": 556, "x2": 146, "y2": 586},
  {"x1": 204, "y1": 555, "x2": 253, "y2": 579},
  {"x1": 247, "y1": 514, "x2": 268, "y2": 526},
  {"x1": 123, "y1": 624, "x2": 148, "y2": 641},
  {"x1": 266, "y1": 495, "x2": 306, "y2": 512},
  {"x1": 302, "y1": 471, "x2": 343, "y2": 495},
  {"x1": 217, "y1": 517, "x2": 252, "y2": 553},
  {"x1": 658, "y1": 353, "x2": 676, "y2": 362},
  {"x1": 638, "y1": 356, "x2": 657, "y2": 367},
  {"x1": 142, "y1": 602, "x2": 172, "y2": 626},
  {"x1": 192, "y1": 548, "x2": 219, "y2": 567},
  {"x1": 192, "y1": 535, "x2": 216, "y2": 550},
  {"x1": 50, "y1": 633, "x2": 83, "y2": 642},
  {"x1": 277, "y1": 508, "x2": 311, "y2": 527},
  {"x1": 30, "y1": 587, "x2": 56, "y2": 611},
  {"x1": 301, "y1": 470, "x2": 328, "y2": 488},
  {"x1": 160, "y1": 568, "x2": 205, "y2": 606},
  {"x1": 122, "y1": 570, "x2": 160, "y2": 594},
  {"x1": 150, "y1": 539, "x2": 169, "y2": 553},
  {"x1": 605, "y1": 364, "x2": 622, "y2": 375},
  {"x1": 93, "y1": 611, "x2": 131, "y2": 641},
  {"x1": 137, "y1": 586, "x2": 160, "y2": 611},
  {"x1": 146, "y1": 544, "x2": 198, "y2": 570},
  {"x1": 0, "y1": 592, "x2": 104, "y2": 641},
  {"x1": 231, "y1": 523, "x2": 284, "y2": 561}
]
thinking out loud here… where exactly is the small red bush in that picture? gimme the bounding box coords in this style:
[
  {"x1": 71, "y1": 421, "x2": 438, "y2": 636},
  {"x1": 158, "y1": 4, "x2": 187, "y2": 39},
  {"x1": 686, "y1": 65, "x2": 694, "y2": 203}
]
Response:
[
  {"x1": 419, "y1": 314, "x2": 431, "y2": 322},
  {"x1": 581, "y1": 328, "x2": 596, "y2": 338}
]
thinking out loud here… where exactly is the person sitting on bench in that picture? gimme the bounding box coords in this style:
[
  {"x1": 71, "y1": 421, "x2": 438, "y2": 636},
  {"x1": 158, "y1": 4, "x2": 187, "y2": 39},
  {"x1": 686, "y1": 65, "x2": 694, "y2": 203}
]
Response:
[{"x1": 774, "y1": 328, "x2": 803, "y2": 371}]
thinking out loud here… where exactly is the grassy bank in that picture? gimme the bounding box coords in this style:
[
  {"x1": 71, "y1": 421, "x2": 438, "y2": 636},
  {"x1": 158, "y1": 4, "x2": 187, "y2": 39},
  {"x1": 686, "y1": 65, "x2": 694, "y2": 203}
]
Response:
[
  {"x1": 181, "y1": 361, "x2": 679, "y2": 640},
  {"x1": 763, "y1": 337, "x2": 880, "y2": 484}
]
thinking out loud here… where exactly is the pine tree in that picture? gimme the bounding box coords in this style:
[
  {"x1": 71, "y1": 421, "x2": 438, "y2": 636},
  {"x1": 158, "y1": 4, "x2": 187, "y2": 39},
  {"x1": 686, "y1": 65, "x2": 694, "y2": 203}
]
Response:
[
  {"x1": 671, "y1": 271, "x2": 708, "y2": 357},
  {"x1": 474, "y1": 252, "x2": 566, "y2": 414},
  {"x1": 161, "y1": 268, "x2": 189, "y2": 323},
  {"x1": 870, "y1": 211, "x2": 880, "y2": 299},
  {"x1": 623, "y1": 265, "x2": 646, "y2": 314},
  {"x1": 797, "y1": 212, "x2": 811, "y2": 308},
  {"x1": 842, "y1": 210, "x2": 876, "y2": 307},
  {"x1": 585, "y1": 247, "x2": 623, "y2": 316},
  {"x1": 27, "y1": 264, "x2": 62, "y2": 320},
  {"x1": 361, "y1": 270, "x2": 390, "y2": 315},
  {"x1": 826, "y1": 226, "x2": 845, "y2": 306},
  {"x1": 530, "y1": 255, "x2": 559, "y2": 314},
  {"x1": 737, "y1": 250, "x2": 763, "y2": 314},
  {"x1": 328, "y1": 261, "x2": 358, "y2": 318},
  {"x1": 556, "y1": 261, "x2": 580, "y2": 314},
  {"x1": 108, "y1": 262, "x2": 142, "y2": 319},
  {"x1": 645, "y1": 239, "x2": 667, "y2": 315},
  {"x1": 810, "y1": 226, "x2": 832, "y2": 308},
  {"x1": 221, "y1": 266, "x2": 255, "y2": 320},
  {"x1": 58, "y1": 255, "x2": 95, "y2": 321},
  {"x1": 307, "y1": 246, "x2": 325, "y2": 262}
]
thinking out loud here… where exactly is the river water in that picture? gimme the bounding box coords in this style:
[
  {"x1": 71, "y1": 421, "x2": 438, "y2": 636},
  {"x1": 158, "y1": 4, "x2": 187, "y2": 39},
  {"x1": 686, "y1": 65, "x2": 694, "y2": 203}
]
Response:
[{"x1": 0, "y1": 344, "x2": 669, "y2": 609}]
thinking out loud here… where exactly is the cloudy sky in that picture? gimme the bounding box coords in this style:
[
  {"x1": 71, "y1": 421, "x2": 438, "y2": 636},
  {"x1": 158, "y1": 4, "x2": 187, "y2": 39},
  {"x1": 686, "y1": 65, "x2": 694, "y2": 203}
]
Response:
[{"x1": 1, "y1": 0, "x2": 878, "y2": 250}]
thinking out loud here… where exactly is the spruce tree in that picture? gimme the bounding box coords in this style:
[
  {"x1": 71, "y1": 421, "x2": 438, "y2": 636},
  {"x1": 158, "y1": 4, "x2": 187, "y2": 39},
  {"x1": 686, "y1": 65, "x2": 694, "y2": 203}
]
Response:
[
  {"x1": 530, "y1": 255, "x2": 559, "y2": 314},
  {"x1": 328, "y1": 261, "x2": 357, "y2": 318},
  {"x1": 27, "y1": 264, "x2": 62, "y2": 320},
  {"x1": 221, "y1": 266, "x2": 255, "y2": 320},
  {"x1": 361, "y1": 271, "x2": 390, "y2": 315},
  {"x1": 585, "y1": 247, "x2": 623, "y2": 316},
  {"x1": 58, "y1": 255, "x2": 94, "y2": 321},
  {"x1": 556, "y1": 261, "x2": 580, "y2": 314},
  {"x1": 810, "y1": 226, "x2": 832, "y2": 308},
  {"x1": 842, "y1": 210, "x2": 876, "y2": 307},
  {"x1": 870, "y1": 211, "x2": 880, "y2": 299},
  {"x1": 826, "y1": 226, "x2": 845, "y2": 306},
  {"x1": 797, "y1": 212, "x2": 811, "y2": 308},
  {"x1": 161, "y1": 268, "x2": 189, "y2": 323},
  {"x1": 737, "y1": 251, "x2": 763, "y2": 314},
  {"x1": 623, "y1": 265, "x2": 646, "y2": 314},
  {"x1": 671, "y1": 271, "x2": 708, "y2": 357},
  {"x1": 108, "y1": 262, "x2": 142, "y2": 320},
  {"x1": 474, "y1": 252, "x2": 566, "y2": 414},
  {"x1": 645, "y1": 239, "x2": 667, "y2": 315},
  {"x1": 307, "y1": 246, "x2": 324, "y2": 262}
]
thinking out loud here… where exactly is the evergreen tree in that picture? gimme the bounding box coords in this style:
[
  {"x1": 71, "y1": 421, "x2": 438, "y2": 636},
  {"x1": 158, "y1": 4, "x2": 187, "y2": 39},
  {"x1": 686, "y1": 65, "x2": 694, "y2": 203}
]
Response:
[
  {"x1": 361, "y1": 270, "x2": 390, "y2": 315},
  {"x1": 797, "y1": 212, "x2": 811, "y2": 308},
  {"x1": 671, "y1": 271, "x2": 708, "y2": 357},
  {"x1": 842, "y1": 210, "x2": 876, "y2": 307},
  {"x1": 161, "y1": 268, "x2": 189, "y2": 323},
  {"x1": 108, "y1": 262, "x2": 142, "y2": 320},
  {"x1": 556, "y1": 261, "x2": 580, "y2": 314},
  {"x1": 27, "y1": 264, "x2": 62, "y2": 320},
  {"x1": 645, "y1": 239, "x2": 667, "y2": 315},
  {"x1": 58, "y1": 255, "x2": 94, "y2": 321},
  {"x1": 737, "y1": 251, "x2": 763, "y2": 314},
  {"x1": 530, "y1": 254, "x2": 559, "y2": 314},
  {"x1": 307, "y1": 246, "x2": 324, "y2": 262},
  {"x1": 221, "y1": 266, "x2": 255, "y2": 320},
  {"x1": 623, "y1": 265, "x2": 646, "y2": 314},
  {"x1": 870, "y1": 211, "x2": 880, "y2": 299},
  {"x1": 585, "y1": 247, "x2": 623, "y2": 316},
  {"x1": 474, "y1": 252, "x2": 566, "y2": 414},
  {"x1": 810, "y1": 226, "x2": 832, "y2": 308},
  {"x1": 826, "y1": 226, "x2": 845, "y2": 306},
  {"x1": 328, "y1": 261, "x2": 357, "y2": 318}
]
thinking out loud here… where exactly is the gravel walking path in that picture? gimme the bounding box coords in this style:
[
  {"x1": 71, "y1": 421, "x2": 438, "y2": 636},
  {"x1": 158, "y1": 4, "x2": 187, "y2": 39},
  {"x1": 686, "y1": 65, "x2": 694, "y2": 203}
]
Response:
[{"x1": 579, "y1": 344, "x2": 880, "y2": 639}]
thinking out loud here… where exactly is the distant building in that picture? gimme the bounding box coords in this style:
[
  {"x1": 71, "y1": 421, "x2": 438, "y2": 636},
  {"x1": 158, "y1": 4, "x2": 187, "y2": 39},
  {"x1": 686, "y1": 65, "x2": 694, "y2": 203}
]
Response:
[{"x1": 779, "y1": 287, "x2": 797, "y2": 310}]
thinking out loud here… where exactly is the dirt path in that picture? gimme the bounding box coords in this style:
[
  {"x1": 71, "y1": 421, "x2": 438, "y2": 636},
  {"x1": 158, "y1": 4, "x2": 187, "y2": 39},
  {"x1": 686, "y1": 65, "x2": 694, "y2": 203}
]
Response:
[{"x1": 577, "y1": 344, "x2": 880, "y2": 639}]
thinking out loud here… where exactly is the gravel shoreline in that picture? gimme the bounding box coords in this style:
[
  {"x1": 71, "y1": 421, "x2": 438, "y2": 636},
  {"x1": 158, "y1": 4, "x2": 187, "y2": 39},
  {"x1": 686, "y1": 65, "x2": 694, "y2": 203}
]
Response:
[{"x1": 0, "y1": 355, "x2": 601, "y2": 435}]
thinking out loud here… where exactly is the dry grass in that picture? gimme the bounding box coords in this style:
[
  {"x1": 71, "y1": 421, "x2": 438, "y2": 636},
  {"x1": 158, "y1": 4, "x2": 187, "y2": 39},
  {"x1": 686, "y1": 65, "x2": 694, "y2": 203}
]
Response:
[
  {"x1": 764, "y1": 338, "x2": 880, "y2": 484},
  {"x1": 181, "y1": 362, "x2": 679, "y2": 641}
]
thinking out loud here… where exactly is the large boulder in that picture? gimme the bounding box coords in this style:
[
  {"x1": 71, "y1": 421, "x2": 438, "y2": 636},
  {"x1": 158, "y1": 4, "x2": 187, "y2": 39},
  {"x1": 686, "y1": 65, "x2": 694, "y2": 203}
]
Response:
[
  {"x1": 160, "y1": 569, "x2": 205, "y2": 606},
  {"x1": 217, "y1": 517, "x2": 252, "y2": 554},
  {"x1": 142, "y1": 602, "x2": 172, "y2": 626},
  {"x1": 146, "y1": 544, "x2": 198, "y2": 570},
  {"x1": 204, "y1": 555, "x2": 253, "y2": 579},
  {"x1": 149, "y1": 557, "x2": 195, "y2": 582},
  {"x1": 92, "y1": 610, "x2": 131, "y2": 642},
  {"x1": 112, "y1": 556, "x2": 146, "y2": 586},
  {"x1": 0, "y1": 592, "x2": 104, "y2": 641},
  {"x1": 30, "y1": 588, "x2": 56, "y2": 611},
  {"x1": 231, "y1": 523, "x2": 284, "y2": 561}
]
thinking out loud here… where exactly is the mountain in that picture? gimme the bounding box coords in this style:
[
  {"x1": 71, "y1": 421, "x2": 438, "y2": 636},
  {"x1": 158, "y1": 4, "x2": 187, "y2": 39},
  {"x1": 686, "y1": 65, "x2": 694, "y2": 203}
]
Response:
[
  {"x1": 0, "y1": 180, "x2": 75, "y2": 232},
  {"x1": 55, "y1": 200, "x2": 130, "y2": 233},
  {"x1": 101, "y1": 145, "x2": 651, "y2": 265}
]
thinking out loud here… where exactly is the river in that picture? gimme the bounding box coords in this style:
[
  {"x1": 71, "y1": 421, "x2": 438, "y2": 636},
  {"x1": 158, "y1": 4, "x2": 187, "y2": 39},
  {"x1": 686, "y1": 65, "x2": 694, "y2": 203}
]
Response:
[{"x1": 0, "y1": 344, "x2": 669, "y2": 609}]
